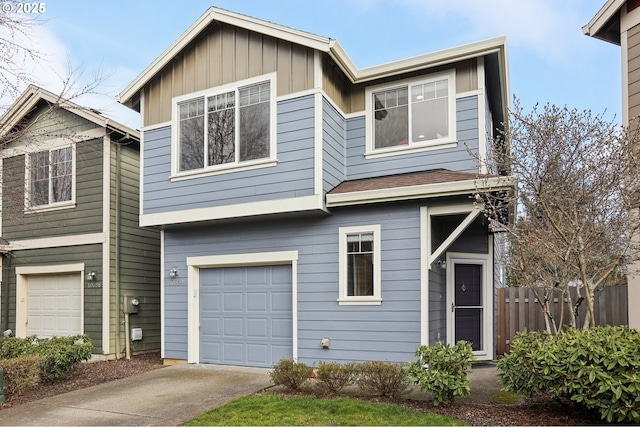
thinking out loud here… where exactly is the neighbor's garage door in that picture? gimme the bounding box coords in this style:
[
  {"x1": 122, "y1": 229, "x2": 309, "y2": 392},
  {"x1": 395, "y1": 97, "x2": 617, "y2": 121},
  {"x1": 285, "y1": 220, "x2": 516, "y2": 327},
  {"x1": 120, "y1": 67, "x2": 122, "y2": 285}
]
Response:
[
  {"x1": 199, "y1": 265, "x2": 293, "y2": 367},
  {"x1": 27, "y1": 273, "x2": 82, "y2": 338}
]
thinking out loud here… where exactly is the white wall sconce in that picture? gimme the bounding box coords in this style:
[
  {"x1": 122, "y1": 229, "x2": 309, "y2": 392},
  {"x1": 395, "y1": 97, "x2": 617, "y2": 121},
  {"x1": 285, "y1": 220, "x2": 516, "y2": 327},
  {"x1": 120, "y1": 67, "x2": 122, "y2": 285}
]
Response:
[
  {"x1": 169, "y1": 267, "x2": 178, "y2": 278},
  {"x1": 86, "y1": 271, "x2": 96, "y2": 281},
  {"x1": 437, "y1": 260, "x2": 447, "y2": 270}
]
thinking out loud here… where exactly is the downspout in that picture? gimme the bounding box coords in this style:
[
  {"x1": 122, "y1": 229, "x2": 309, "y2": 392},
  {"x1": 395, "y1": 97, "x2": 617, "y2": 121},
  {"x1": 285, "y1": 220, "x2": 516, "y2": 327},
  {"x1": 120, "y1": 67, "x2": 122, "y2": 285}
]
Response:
[
  {"x1": 2, "y1": 253, "x2": 10, "y2": 331},
  {"x1": 115, "y1": 142, "x2": 122, "y2": 358}
]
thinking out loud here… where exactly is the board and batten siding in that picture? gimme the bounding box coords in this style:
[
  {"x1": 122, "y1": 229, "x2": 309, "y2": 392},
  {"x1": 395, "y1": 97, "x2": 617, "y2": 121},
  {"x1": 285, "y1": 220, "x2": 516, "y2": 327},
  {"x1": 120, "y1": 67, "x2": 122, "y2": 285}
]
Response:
[
  {"x1": 4, "y1": 244, "x2": 104, "y2": 353},
  {"x1": 2, "y1": 138, "x2": 104, "y2": 240},
  {"x1": 628, "y1": 22, "x2": 640, "y2": 120},
  {"x1": 163, "y1": 200, "x2": 491, "y2": 363},
  {"x1": 344, "y1": 96, "x2": 480, "y2": 181},
  {"x1": 109, "y1": 144, "x2": 161, "y2": 355},
  {"x1": 142, "y1": 96, "x2": 316, "y2": 215},
  {"x1": 142, "y1": 22, "x2": 315, "y2": 127}
]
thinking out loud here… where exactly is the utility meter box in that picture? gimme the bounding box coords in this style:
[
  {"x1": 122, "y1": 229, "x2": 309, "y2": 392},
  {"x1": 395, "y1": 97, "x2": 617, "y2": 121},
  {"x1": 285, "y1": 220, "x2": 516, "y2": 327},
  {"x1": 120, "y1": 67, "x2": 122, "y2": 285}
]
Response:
[{"x1": 124, "y1": 296, "x2": 139, "y2": 314}]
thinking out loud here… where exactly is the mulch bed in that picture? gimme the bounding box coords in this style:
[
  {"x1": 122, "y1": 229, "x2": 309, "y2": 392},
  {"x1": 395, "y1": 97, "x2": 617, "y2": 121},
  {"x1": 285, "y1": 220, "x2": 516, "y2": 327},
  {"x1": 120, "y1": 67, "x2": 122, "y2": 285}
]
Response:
[{"x1": 1, "y1": 353, "x2": 603, "y2": 425}]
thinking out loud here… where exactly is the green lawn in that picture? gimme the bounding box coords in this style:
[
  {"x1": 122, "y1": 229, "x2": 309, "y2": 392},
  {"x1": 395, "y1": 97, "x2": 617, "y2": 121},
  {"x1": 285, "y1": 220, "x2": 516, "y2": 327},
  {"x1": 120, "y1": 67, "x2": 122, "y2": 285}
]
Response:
[{"x1": 184, "y1": 394, "x2": 465, "y2": 426}]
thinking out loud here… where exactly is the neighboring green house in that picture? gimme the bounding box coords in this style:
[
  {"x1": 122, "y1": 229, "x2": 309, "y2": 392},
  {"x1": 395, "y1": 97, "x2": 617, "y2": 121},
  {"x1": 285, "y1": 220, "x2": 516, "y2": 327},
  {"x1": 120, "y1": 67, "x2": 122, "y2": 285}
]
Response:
[{"x1": 0, "y1": 85, "x2": 160, "y2": 359}]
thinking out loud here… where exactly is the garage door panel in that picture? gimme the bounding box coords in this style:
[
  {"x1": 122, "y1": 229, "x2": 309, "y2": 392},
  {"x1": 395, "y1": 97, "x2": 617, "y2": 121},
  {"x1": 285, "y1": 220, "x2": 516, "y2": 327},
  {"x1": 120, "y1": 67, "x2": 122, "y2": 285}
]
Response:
[
  {"x1": 247, "y1": 293, "x2": 268, "y2": 312},
  {"x1": 247, "y1": 318, "x2": 268, "y2": 338},
  {"x1": 223, "y1": 293, "x2": 243, "y2": 311},
  {"x1": 200, "y1": 265, "x2": 292, "y2": 367}
]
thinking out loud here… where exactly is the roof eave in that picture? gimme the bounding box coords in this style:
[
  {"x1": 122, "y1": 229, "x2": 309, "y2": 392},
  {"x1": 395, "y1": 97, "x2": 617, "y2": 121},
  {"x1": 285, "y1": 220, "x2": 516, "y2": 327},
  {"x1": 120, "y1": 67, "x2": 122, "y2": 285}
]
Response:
[
  {"x1": 326, "y1": 175, "x2": 516, "y2": 208},
  {"x1": 582, "y1": 0, "x2": 624, "y2": 44}
]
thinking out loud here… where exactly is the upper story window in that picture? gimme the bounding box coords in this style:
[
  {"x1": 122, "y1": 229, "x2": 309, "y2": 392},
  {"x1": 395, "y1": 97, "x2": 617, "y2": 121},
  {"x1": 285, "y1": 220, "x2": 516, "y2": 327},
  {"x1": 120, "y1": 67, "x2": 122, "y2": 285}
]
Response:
[
  {"x1": 366, "y1": 70, "x2": 456, "y2": 157},
  {"x1": 172, "y1": 74, "x2": 276, "y2": 177},
  {"x1": 26, "y1": 145, "x2": 75, "y2": 210}
]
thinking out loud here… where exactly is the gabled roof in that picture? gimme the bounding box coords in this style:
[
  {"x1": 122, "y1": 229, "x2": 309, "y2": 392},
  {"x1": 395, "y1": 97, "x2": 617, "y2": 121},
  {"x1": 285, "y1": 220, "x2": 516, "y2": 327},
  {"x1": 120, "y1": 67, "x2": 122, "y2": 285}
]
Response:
[
  {"x1": 118, "y1": 6, "x2": 509, "y2": 107},
  {"x1": 582, "y1": 0, "x2": 624, "y2": 44},
  {"x1": 0, "y1": 84, "x2": 139, "y2": 139}
]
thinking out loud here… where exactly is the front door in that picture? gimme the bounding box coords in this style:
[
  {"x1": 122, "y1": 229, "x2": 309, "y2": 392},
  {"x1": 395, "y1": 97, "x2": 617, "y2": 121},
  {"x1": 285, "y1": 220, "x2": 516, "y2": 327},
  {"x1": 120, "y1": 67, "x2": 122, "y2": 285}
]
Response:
[{"x1": 451, "y1": 261, "x2": 484, "y2": 352}]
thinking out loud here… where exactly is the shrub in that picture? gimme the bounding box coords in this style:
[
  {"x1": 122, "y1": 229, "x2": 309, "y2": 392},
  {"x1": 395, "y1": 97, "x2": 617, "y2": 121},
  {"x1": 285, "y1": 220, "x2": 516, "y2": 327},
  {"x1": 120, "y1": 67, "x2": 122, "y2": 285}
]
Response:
[
  {"x1": 498, "y1": 326, "x2": 640, "y2": 423},
  {"x1": 0, "y1": 355, "x2": 41, "y2": 395},
  {"x1": 0, "y1": 335, "x2": 92, "y2": 383},
  {"x1": 406, "y1": 341, "x2": 475, "y2": 406},
  {"x1": 357, "y1": 361, "x2": 410, "y2": 399},
  {"x1": 269, "y1": 358, "x2": 313, "y2": 391},
  {"x1": 315, "y1": 361, "x2": 358, "y2": 394}
]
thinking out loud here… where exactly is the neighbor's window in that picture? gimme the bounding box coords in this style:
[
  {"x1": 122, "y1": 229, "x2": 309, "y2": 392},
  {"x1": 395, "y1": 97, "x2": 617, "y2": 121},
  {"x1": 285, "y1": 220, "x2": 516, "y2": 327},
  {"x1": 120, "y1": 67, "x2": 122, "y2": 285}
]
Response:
[
  {"x1": 176, "y1": 78, "x2": 273, "y2": 174},
  {"x1": 369, "y1": 71, "x2": 455, "y2": 153},
  {"x1": 28, "y1": 146, "x2": 74, "y2": 208},
  {"x1": 338, "y1": 225, "x2": 382, "y2": 305}
]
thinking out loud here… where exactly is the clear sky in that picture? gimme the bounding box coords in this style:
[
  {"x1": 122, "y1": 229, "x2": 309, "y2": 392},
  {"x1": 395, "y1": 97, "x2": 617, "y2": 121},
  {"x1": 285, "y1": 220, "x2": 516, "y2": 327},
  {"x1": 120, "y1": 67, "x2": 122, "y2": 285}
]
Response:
[{"x1": 1, "y1": 0, "x2": 622, "y2": 129}]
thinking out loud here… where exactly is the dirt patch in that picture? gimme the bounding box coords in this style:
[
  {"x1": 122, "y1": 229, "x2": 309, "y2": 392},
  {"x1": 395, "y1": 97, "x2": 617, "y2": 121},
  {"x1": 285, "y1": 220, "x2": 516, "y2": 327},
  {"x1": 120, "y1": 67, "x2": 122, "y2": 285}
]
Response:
[{"x1": 0, "y1": 351, "x2": 164, "y2": 409}]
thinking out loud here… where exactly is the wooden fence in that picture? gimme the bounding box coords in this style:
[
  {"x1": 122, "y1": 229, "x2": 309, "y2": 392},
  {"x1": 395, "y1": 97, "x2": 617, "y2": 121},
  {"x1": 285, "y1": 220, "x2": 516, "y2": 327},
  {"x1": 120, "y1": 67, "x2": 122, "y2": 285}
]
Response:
[{"x1": 496, "y1": 285, "x2": 628, "y2": 356}]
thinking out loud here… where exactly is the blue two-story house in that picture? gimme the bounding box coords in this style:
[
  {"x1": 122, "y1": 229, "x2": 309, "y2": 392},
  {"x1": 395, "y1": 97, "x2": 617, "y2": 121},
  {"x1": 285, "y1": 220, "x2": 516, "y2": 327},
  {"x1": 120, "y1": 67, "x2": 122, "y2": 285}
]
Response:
[{"x1": 118, "y1": 7, "x2": 513, "y2": 367}]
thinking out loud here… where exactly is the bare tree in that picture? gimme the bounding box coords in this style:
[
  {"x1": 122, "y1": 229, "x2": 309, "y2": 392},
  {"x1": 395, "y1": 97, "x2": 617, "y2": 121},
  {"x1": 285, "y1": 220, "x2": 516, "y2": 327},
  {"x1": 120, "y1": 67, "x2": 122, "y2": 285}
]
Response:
[{"x1": 476, "y1": 99, "x2": 640, "y2": 332}]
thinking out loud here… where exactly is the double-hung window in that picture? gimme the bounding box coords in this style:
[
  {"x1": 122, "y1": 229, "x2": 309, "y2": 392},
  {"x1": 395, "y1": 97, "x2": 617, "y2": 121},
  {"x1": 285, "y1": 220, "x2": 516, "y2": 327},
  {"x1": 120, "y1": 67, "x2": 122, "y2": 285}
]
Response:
[
  {"x1": 27, "y1": 145, "x2": 74, "y2": 210},
  {"x1": 366, "y1": 70, "x2": 456, "y2": 155},
  {"x1": 173, "y1": 74, "x2": 276, "y2": 176},
  {"x1": 338, "y1": 225, "x2": 382, "y2": 305}
]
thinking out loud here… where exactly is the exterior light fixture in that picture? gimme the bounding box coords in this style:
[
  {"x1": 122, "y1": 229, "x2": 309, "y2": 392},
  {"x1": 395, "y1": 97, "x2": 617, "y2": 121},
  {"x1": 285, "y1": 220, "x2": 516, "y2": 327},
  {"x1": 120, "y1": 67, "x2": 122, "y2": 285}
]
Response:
[
  {"x1": 169, "y1": 267, "x2": 178, "y2": 278},
  {"x1": 86, "y1": 271, "x2": 96, "y2": 281}
]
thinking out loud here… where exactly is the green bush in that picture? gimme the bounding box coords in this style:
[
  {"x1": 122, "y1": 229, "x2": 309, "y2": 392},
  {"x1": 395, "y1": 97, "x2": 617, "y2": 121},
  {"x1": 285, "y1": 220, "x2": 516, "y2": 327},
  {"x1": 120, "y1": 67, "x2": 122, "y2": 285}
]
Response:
[
  {"x1": 269, "y1": 358, "x2": 313, "y2": 391},
  {"x1": 498, "y1": 326, "x2": 640, "y2": 423},
  {"x1": 0, "y1": 355, "x2": 42, "y2": 395},
  {"x1": 315, "y1": 361, "x2": 358, "y2": 394},
  {"x1": 357, "y1": 361, "x2": 410, "y2": 399},
  {"x1": 0, "y1": 335, "x2": 92, "y2": 383},
  {"x1": 406, "y1": 341, "x2": 475, "y2": 406}
]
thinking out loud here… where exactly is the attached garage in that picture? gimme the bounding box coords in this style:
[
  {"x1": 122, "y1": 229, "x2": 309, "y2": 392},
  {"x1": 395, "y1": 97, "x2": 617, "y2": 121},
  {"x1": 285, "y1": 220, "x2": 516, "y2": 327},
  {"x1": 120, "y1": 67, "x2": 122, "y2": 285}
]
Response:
[
  {"x1": 198, "y1": 265, "x2": 293, "y2": 367},
  {"x1": 26, "y1": 273, "x2": 82, "y2": 337}
]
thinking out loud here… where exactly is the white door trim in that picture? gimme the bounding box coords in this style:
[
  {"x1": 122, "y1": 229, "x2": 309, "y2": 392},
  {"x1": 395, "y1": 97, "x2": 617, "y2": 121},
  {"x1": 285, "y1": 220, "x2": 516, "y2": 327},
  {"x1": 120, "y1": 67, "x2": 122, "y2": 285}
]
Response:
[
  {"x1": 15, "y1": 263, "x2": 85, "y2": 338},
  {"x1": 186, "y1": 251, "x2": 299, "y2": 364},
  {"x1": 446, "y1": 251, "x2": 493, "y2": 361}
]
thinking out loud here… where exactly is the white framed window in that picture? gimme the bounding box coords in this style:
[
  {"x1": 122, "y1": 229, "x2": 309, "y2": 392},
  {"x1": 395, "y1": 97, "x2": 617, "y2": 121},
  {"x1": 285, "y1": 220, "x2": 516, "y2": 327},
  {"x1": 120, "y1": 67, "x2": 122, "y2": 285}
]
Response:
[
  {"x1": 25, "y1": 145, "x2": 75, "y2": 211},
  {"x1": 338, "y1": 225, "x2": 382, "y2": 305},
  {"x1": 365, "y1": 70, "x2": 456, "y2": 156},
  {"x1": 171, "y1": 73, "x2": 277, "y2": 177}
]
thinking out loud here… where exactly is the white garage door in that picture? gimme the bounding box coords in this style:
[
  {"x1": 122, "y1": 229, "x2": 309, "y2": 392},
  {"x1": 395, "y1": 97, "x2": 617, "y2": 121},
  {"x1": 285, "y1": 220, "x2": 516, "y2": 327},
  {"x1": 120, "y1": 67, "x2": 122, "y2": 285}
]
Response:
[
  {"x1": 27, "y1": 273, "x2": 82, "y2": 338},
  {"x1": 199, "y1": 265, "x2": 293, "y2": 367}
]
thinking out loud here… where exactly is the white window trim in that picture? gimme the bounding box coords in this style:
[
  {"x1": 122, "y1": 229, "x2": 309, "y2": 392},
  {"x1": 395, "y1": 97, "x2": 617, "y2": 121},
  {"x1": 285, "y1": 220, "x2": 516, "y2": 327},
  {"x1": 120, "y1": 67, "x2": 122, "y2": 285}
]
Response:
[
  {"x1": 170, "y1": 72, "x2": 278, "y2": 179},
  {"x1": 365, "y1": 70, "x2": 457, "y2": 158},
  {"x1": 24, "y1": 143, "x2": 77, "y2": 213},
  {"x1": 338, "y1": 224, "x2": 382, "y2": 305}
]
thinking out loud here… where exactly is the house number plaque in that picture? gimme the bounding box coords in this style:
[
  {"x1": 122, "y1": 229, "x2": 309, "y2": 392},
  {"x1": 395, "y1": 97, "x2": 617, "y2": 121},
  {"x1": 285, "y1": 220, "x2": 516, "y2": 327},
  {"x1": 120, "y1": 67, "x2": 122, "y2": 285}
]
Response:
[{"x1": 86, "y1": 281, "x2": 102, "y2": 289}]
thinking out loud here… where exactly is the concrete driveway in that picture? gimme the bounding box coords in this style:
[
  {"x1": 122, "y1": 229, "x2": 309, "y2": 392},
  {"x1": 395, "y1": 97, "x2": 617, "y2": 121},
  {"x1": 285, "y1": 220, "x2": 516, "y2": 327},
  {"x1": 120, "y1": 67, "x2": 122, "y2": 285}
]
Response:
[{"x1": 0, "y1": 364, "x2": 272, "y2": 426}]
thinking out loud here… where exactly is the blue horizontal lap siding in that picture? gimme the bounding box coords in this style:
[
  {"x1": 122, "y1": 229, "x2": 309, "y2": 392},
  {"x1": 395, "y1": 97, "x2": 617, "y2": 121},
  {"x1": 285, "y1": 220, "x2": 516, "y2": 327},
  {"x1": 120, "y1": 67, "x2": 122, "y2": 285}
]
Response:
[
  {"x1": 162, "y1": 202, "x2": 423, "y2": 363},
  {"x1": 322, "y1": 98, "x2": 346, "y2": 193},
  {"x1": 345, "y1": 96, "x2": 480, "y2": 180},
  {"x1": 142, "y1": 96, "x2": 316, "y2": 215}
]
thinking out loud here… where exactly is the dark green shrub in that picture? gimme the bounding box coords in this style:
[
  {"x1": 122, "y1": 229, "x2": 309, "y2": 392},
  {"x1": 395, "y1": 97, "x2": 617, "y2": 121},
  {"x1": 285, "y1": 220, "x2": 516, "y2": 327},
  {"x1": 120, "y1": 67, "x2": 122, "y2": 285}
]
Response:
[
  {"x1": 406, "y1": 341, "x2": 475, "y2": 406},
  {"x1": 315, "y1": 361, "x2": 358, "y2": 394},
  {"x1": 0, "y1": 335, "x2": 92, "y2": 383},
  {"x1": 498, "y1": 326, "x2": 640, "y2": 423},
  {"x1": 269, "y1": 358, "x2": 313, "y2": 390},
  {"x1": 357, "y1": 361, "x2": 410, "y2": 399},
  {"x1": 0, "y1": 355, "x2": 41, "y2": 395},
  {"x1": 28, "y1": 335, "x2": 93, "y2": 382}
]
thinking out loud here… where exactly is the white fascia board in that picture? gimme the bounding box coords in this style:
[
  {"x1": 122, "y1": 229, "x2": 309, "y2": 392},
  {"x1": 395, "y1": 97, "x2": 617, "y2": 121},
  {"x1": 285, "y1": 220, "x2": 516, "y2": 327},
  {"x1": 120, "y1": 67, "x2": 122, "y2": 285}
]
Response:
[
  {"x1": 582, "y1": 0, "x2": 623, "y2": 39},
  {"x1": 343, "y1": 36, "x2": 507, "y2": 84},
  {"x1": 118, "y1": 7, "x2": 332, "y2": 105},
  {"x1": 326, "y1": 176, "x2": 516, "y2": 207},
  {"x1": 140, "y1": 195, "x2": 326, "y2": 227}
]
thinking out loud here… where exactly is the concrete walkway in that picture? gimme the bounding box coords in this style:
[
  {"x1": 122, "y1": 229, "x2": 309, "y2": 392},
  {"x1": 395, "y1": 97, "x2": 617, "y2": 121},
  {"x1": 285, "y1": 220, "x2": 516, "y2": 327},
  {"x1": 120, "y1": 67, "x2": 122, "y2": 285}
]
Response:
[
  {"x1": 0, "y1": 362, "x2": 504, "y2": 426},
  {"x1": 0, "y1": 364, "x2": 272, "y2": 426}
]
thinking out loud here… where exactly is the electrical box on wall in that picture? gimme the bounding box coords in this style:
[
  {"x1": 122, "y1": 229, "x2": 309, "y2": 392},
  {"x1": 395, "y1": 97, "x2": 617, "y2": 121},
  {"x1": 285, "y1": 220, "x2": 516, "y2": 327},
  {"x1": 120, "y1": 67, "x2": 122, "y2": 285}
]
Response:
[
  {"x1": 131, "y1": 328, "x2": 143, "y2": 341},
  {"x1": 124, "y1": 296, "x2": 139, "y2": 314}
]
